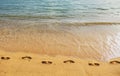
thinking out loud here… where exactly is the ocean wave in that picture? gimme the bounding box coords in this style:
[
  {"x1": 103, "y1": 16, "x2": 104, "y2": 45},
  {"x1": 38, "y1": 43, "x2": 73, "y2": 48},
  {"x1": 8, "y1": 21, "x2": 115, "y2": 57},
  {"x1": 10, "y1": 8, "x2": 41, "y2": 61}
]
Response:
[{"x1": 0, "y1": 19, "x2": 120, "y2": 27}]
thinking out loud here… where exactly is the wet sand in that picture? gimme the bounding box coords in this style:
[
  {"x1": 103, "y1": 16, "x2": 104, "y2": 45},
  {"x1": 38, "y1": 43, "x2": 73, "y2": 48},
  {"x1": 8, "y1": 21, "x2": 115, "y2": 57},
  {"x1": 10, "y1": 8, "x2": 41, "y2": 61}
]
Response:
[
  {"x1": 0, "y1": 20, "x2": 120, "y2": 76},
  {"x1": 0, "y1": 20, "x2": 120, "y2": 61},
  {"x1": 0, "y1": 50, "x2": 120, "y2": 76}
]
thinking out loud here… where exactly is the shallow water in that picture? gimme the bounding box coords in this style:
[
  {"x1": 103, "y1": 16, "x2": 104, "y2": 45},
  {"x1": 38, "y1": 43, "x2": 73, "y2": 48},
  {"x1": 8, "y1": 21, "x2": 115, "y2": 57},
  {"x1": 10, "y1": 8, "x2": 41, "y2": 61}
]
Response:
[{"x1": 0, "y1": 20, "x2": 120, "y2": 61}]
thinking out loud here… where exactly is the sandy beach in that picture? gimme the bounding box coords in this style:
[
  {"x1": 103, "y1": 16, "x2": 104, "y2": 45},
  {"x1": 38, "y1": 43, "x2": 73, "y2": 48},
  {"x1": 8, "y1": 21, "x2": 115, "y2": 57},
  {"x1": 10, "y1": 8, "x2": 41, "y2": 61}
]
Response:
[
  {"x1": 0, "y1": 20, "x2": 120, "y2": 76},
  {"x1": 0, "y1": 0, "x2": 120, "y2": 76},
  {"x1": 0, "y1": 50, "x2": 120, "y2": 76}
]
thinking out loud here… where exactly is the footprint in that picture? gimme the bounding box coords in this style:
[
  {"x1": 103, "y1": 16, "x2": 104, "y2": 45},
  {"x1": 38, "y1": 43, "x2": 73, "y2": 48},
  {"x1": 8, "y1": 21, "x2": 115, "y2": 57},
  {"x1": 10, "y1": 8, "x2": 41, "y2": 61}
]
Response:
[
  {"x1": 1, "y1": 57, "x2": 10, "y2": 60},
  {"x1": 63, "y1": 60, "x2": 75, "y2": 63},
  {"x1": 41, "y1": 61, "x2": 52, "y2": 64}
]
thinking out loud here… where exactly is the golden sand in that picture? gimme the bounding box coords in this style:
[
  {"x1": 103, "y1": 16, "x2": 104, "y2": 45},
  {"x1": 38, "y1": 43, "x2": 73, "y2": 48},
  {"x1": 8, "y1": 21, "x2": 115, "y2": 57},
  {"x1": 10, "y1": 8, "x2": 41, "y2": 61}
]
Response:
[{"x1": 0, "y1": 50, "x2": 120, "y2": 76}]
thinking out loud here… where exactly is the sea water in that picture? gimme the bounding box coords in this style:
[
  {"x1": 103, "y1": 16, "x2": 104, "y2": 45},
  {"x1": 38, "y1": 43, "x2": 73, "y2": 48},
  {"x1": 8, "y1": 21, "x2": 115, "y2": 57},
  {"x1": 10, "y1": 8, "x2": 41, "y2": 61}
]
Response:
[{"x1": 0, "y1": 0, "x2": 120, "y2": 21}]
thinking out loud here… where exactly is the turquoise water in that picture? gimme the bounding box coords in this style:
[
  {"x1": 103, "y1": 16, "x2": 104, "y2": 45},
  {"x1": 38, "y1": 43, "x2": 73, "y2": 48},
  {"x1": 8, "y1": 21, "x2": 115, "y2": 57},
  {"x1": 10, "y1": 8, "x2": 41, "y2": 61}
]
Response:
[{"x1": 0, "y1": 0, "x2": 120, "y2": 21}]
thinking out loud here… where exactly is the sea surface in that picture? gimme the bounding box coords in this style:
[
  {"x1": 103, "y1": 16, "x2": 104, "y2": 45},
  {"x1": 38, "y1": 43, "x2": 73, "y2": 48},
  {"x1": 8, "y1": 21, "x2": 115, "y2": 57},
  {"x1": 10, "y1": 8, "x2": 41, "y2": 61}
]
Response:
[
  {"x1": 0, "y1": 0, "x2": 120, "y2": 21},
  {"x1": 0, "y1": 0, "x2": 120, "y2": 61}
]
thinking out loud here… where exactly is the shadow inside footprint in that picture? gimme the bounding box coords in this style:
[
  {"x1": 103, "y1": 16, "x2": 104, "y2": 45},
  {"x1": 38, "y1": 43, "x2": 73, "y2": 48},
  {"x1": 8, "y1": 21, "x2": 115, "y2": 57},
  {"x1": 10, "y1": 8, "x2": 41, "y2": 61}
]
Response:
[
  {"x1": 1, "y1": 57, "x2": 10, "y2": 60},
  {"x1": 88, "y1": 62, "x2": 100, "y2": 66},
  {"x1": 110, "y1": 61, "x2": 120, "y2": 64},
  {"x1": 94, "y1": 63, "x2": 100, "y2": 66},
  {"x1": 41, "y1": 61, "x2": 52, "y2": 64},
  {"x1": 63, "y1": 60, "x2": 75, "y2": 64},
  {"x1": 21, "y1": 56, "x2": 32, "y2": 61},
  {"x1": 88, "y1": 63, "x2": 94, "y2": 66}
]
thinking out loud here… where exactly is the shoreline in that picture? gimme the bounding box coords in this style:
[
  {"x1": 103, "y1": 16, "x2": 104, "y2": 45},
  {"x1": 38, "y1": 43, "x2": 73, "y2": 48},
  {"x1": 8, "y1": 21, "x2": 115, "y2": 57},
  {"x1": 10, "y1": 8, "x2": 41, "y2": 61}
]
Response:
[
  {"x1": 1, "y1": 19, "x2": 120, "y2": 25},
  {"x1": 0, "y1": 19, "x2": 120, "y2": 61}
]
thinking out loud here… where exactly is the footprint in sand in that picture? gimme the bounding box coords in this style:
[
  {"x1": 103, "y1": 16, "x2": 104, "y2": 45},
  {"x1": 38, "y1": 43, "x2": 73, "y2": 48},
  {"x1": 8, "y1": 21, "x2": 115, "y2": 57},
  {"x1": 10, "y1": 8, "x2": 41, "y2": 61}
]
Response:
[
  {"x1": 109, "y1": 60, "x2": 120, "y2": 64},
  {"x1": 88, "y1": 63, "x2": 94, "y2": 66},
  {"x1": 63, "y1": 60, "x2": 75, "y2": 64},
  {"x1": 0, "y1": 57, "x2": 10, "y2": 60},
  {"x1": 41, "y1": 61, "x2": 52, "y2": 64},
  {"x1": 21, "y1": 56, "x2": 32, "y2": 61},
  {"x1": 88, "y1": 63, "x2": 100, "y2": 66}
]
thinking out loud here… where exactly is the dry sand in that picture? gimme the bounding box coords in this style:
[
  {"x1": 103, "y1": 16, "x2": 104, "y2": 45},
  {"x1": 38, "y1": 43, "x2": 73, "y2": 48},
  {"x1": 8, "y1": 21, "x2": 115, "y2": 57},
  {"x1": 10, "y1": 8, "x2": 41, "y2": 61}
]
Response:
[{"x1": 0, "y1": 50, "x2": 120, "y2": 76}]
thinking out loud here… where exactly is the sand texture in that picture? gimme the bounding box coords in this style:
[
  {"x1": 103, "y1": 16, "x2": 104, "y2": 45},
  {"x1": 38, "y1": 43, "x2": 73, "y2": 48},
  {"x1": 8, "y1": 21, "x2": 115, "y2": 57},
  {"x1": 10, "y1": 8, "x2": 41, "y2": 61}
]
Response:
[
  {"x1": 0, "y1": 50, "x2": 120, "y2": 76},
  {"x1": 0, "y1": 20, "x2": 120, "y2": 61}
]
